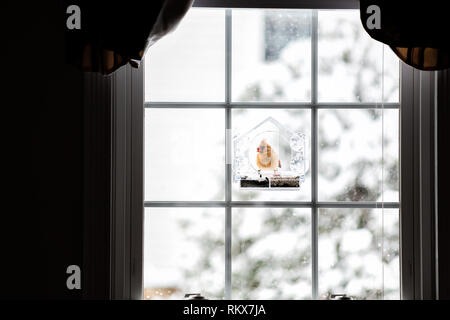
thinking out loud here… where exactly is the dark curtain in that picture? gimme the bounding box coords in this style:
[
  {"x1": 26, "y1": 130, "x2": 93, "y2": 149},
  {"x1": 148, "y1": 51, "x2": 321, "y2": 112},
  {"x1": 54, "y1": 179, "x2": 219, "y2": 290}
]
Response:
[
  {"x1": 360, "y1": 1, "x2": 449, "y2": 71},
  {"x1": 65, "y1": 0, "x2": 194, "y2": 75}
]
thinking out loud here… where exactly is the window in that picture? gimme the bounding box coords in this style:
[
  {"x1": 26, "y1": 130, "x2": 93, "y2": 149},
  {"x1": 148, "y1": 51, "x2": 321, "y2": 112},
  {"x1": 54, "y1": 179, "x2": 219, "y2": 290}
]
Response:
[{"x1": 143, "y1": 7, "x2": 400, "y2": 300}]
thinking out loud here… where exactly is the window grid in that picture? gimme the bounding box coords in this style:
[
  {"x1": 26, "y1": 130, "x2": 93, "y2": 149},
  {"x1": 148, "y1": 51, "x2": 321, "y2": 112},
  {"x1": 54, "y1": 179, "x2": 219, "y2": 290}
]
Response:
[{"x1": 144, "y1": 8, "x2": 400, "y2": 300}]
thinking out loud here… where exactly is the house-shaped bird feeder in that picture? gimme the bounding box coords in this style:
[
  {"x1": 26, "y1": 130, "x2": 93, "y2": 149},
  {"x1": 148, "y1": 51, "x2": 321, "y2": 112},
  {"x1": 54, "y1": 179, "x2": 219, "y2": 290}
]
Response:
[{"x1": 233, "y1": 117, "x2": 307, "y2": 190}]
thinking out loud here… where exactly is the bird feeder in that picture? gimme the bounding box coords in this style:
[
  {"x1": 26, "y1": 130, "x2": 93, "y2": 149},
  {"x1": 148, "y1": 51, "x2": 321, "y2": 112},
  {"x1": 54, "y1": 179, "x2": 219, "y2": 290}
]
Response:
[{"x1": 233, "y1": 117, "x2": 307, "y2": 190}]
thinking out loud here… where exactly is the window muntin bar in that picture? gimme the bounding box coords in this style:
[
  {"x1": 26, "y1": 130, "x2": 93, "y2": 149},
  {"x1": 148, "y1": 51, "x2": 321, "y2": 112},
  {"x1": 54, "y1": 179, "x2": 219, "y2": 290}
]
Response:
[{"x1": 144, "y1": 201, "x2": 400, "y2": 209}]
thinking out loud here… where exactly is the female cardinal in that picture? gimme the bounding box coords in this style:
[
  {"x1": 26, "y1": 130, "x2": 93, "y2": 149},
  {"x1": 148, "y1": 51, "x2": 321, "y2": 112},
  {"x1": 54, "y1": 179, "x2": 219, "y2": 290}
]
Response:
[{"x1": 256, "y1": 139, "x2": 281, "y2": 174}]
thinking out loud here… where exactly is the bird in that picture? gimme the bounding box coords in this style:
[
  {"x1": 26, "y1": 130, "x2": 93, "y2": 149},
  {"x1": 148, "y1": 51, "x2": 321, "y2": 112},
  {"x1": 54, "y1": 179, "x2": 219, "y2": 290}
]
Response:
[{"x1": 256, "y1": 139, "x2": 281, "y2": 175}]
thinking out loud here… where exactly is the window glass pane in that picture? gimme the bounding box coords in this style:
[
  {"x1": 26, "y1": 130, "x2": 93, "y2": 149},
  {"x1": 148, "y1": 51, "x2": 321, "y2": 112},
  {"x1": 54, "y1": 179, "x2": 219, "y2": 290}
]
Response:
[
  {"x1": 145, "y1": 109, "x2": 225, "y2": 201},
  {"x1": 232, "y1": 208, "x2": 311, "y2": 299},
  {"x1": 318, "y1": 10, "x2": 399, "y2": 103},
  {"x1": 318, "y1": 208, "x2": 400, "y2": 300},
  {"x1": 232, "y1": 9, "x2": 312, "y2": 102},
  {"x1": 232, "y1": 109, "x2": 311, "y2": 201},
  {"x1": 383, "y1": 110, "x2": 399, "y2": 202},
  {"x1": 318, "y1": 109, "x2": 399, "y2": 202},
  {"x1": 145, "y1": 8, "x2": 225, "y2": 102},
  {"x1": 144, "y1": 208, "x2": 225, "y2": 300}
]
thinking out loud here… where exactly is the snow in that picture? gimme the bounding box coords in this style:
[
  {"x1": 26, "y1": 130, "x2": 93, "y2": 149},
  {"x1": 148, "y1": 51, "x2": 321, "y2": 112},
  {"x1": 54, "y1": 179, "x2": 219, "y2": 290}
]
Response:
[{"x1": 341, "y1": 229, "x2": 373, "y2": 253}]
